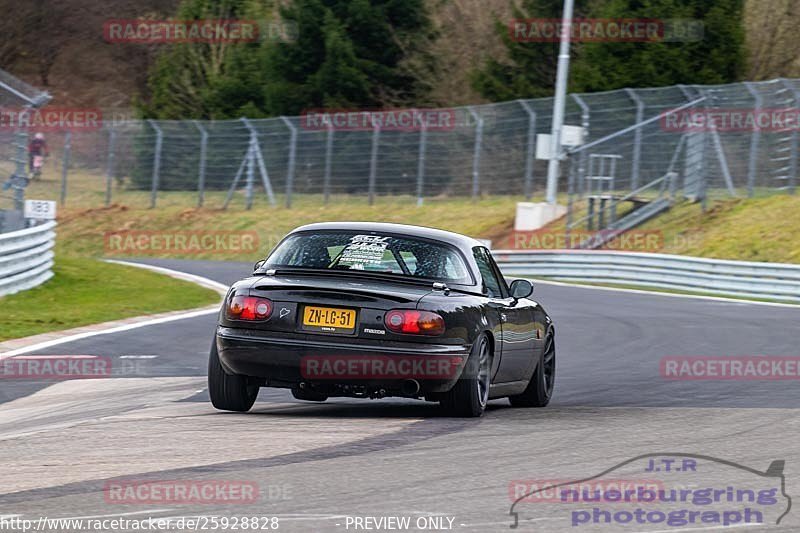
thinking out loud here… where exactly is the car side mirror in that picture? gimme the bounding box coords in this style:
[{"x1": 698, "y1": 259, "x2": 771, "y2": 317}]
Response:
[
  {"x1": 509, "y1": 279, "x2": 533, "y2": 299},
  {"x1": 253, "y1": 260, "x2": 266, "y2": 272}
]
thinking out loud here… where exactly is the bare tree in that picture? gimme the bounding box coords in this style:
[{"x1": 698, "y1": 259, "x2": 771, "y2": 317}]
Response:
[
  {"x1": 745, "y1": 0, "x2": 800, "y2": 79},
  {"x1": 0, "y1": 1, "x2": 36, "y2": 68},
  {"x1": 32, "y1": 0, "x2": 65, "y2": 86}
]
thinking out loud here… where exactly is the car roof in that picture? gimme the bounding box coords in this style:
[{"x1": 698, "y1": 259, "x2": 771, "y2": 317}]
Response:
[{"x1": 289, "y1": 222, "x2": 486, "y2": 252}]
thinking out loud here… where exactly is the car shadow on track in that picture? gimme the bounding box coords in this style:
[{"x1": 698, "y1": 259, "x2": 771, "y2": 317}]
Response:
[
  {"x1": 240, "y1": 399, "x2": 513, "y2": 419},
  {"x1": 184, "y1": 387, "x2": 520, "y2": 418}
]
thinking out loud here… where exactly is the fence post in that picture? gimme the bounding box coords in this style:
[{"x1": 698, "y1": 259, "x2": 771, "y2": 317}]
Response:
[
  {"x1": 678, "y1": 84, "x2": 703, "y2": 198},
  {"x1": 147, "y1": 120, "x2": 163, "y2": 209},
  {"x1": 10, "y1": 110, "x2": 30, "y2": 211},
  {"x1": 240, "y1": 118, "x2": 276, "y2": 207},
  {"x1": 222, "y1": 150, "x2": 249, "y2": 210},
  {"x1": 467, "y1": 107, "x2": 483, "y2": 201},
  {"x1": 13, "y1": 109, "x2": 29, "y2": 182},
  {"x1": 60, "y1": 130, "x2": 71, "y2": 206},
  {"x1": 368, "y1": 122, "x2": 380, "y2": 205},
  {"x1": 416, "y1": 121, "x2": 427, "y2": 206},
  {"x1": 744, "y1": 82, "x2": 761, "y2": 197},
  {"x1": 710, "y1": 124, "x2": 737, "y2": 196},
  {"x1": 680, "y1": 85, "x2": 736, "y2": 197},
  {"x1": 700, "y1": 132, "x2": 709, "y2": 211},
  {"x1": 779, "y1": 79, "x2": 798, "y2": 195},
  {"x1": 323, "y1": 122, "x2": 334, "y2": 205},
  {"x1": 625, "y1": 88, "x2": 645, "y2": 190},
  {"x1": 280, "y1": 117, "x2": 297, "y2": 209},
  {"x1": 104, "y1": 128, "x2": 116, "y2": 207},
  {"x1": 571, "y1": 94, "x2": 590, "y2": 198},
  {"x1": 192, "y1": 120, "x2": 208, "y2": 207},
  {"x1": 565, "y1": 156, "x2": 577, "y2": 244},
  {"x1": 245, "y1": 137, "x2": 255, "y2": 210},
  {"x1": 518, "y1": 100, "x2": 537, "y2": 200}
]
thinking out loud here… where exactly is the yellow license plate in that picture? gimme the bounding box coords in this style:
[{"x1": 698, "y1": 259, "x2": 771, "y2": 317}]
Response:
[{"x1": 302, "y1": 306, "x2": 357, "y2": 333}]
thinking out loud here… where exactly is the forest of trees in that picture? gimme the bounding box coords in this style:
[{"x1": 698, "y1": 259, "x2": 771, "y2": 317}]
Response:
[
  {"x1": 139, "y1": 0, "x2": 747, "y2": 119},
  {"x1": 473, "y1": 0, "x2": 745, "y2": 100},
  {"x1": 141, "y1": 0, "x2": 436, "y2": 119}
]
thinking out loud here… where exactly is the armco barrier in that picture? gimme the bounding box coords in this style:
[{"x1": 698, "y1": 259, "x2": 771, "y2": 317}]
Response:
[
  {"x1": 0, "y1": 221, "x2": 56, "y2": 297},
  {"x1": 494, "y1": 249, "x2": 800, "y2": 303}
]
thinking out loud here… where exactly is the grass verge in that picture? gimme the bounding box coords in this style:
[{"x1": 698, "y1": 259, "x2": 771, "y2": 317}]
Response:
[
  {"x1": 53, "y1": 195, "x2": 522, "y2": 260},
  {"x1": 637, "y1": 195, "x2": 800, "y2": 263},
  {"x1": 0, "y1": 257, "x2": 220, "y2": 342},
  {"x1": 503, "y1": 195, "x2": 800, "y2": 264}
]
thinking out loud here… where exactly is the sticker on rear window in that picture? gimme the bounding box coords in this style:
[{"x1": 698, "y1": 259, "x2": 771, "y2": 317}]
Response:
[{"x1": 337, "y1": 235, "x2": 391, "y2": 267}]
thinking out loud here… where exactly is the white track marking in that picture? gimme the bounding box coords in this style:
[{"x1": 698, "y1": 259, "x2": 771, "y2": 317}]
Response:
[
  {"x1": 0, "y1": 307, "x2": 218, "y2": 357},
  {"x1": 103, "y1": 259, "x2": 229, "y2": 295},
  {"x1": 0, "y1": 260, "x2": 230, "y2": 358}
]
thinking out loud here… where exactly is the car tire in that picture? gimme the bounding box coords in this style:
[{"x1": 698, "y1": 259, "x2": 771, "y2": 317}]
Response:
[
  {"x1": 291, "y1": 388, "x2": 328, "y2": 402},
  {"x1": 509, "y1": 330, "x2": 555, "y2": 408},
  {"x1": 208, "y1": 338, "x2": 259, "y2": 412},
  {"x1": 440, "y1": 333, "x2": 491, "y2": 418}
]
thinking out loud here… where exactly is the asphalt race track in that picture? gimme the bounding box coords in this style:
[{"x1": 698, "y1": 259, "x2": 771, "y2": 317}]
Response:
[{"x1": 1, "y1": 258, "x2": 798, "y2": 532}]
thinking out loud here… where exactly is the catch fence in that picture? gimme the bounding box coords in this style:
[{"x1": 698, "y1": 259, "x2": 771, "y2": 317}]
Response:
[{"x1": 4, "y1": 78, "x2": 799, "y2": 211}]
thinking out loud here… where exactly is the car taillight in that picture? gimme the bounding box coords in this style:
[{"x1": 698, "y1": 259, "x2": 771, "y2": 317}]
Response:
[
  {"x1": 227, "y1": 295, "x2": 273, "y2": 321},
  {"x1": 385, "y1": 310, "x2": 445, "y2": 336}
]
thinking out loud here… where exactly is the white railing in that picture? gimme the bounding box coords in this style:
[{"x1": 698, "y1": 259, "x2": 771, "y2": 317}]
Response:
[
  {"x1": 494, "y1": 249, "x2": 800, "y2": 303},
  {"x1": 0, "y1": 221, "x2": 56, "y2": 297}
]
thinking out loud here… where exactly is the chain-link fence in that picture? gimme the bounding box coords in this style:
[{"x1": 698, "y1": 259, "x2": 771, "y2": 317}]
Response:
[
  {"x1": 10, "y1": 78, "x2": 800, "y2": 212},
  {"x1": 0, "y1": 68, "x2": 51, "y2": 232}
]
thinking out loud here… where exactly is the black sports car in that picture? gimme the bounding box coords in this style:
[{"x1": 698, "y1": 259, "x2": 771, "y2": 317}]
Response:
[{"x1": 209, "y1": 222, "x2": 555, "y2": 417}]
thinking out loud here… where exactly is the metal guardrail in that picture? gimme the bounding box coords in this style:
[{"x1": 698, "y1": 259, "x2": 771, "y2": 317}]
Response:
[
  {"x1": 0, "y1": 221, "x2": 56, "y2": 297},
  {"x1": 494, "y1": 249, "x2": 800, "y2": 303}
]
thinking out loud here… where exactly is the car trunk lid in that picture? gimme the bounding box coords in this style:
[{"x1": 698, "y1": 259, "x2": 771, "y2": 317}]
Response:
[{"x1": 243, "y1": 273, "x2": 433, "y2": 336}]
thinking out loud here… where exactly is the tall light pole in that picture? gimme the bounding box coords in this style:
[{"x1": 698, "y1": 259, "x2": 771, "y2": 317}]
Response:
[{"x1": 545, "y1": 0, "x2": 575, "y2": 205}]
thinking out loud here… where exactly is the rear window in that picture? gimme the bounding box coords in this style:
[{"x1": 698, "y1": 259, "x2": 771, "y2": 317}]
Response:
[{"x1": 264, "y1": 232, "x2": 472, "y2": 284}]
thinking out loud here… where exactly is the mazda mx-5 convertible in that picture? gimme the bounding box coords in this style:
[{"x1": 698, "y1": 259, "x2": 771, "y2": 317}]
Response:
[{"x1": 209, "y1": 222, "x2": 555, "y2": 417}]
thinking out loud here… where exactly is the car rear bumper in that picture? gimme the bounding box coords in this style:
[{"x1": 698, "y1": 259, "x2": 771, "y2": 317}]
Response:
[{"x1": 216, "y1": 326, "x2": 471, "y2": 396}]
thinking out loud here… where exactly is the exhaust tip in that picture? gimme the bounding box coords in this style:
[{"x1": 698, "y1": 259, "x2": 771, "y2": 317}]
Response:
[{"x1": 401, "y1": 379, "x2": 420, "y2": 397}]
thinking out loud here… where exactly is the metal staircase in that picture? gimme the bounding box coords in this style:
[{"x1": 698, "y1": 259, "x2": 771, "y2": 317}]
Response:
[
  {"x1": 767, "y1": 82, "x2": 797, "y2": 191},
  {"x1": 568, "y1": 170, "x2": 678, "y2": 250}
]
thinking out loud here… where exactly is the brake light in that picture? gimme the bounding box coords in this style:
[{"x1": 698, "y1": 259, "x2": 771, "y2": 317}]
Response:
[
  {"x1": 385, "y1": 310, "x2": 445, "y2": 336},
  {"x1": 227, "y1": 295, "x2": 273, "y2": 321}
]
